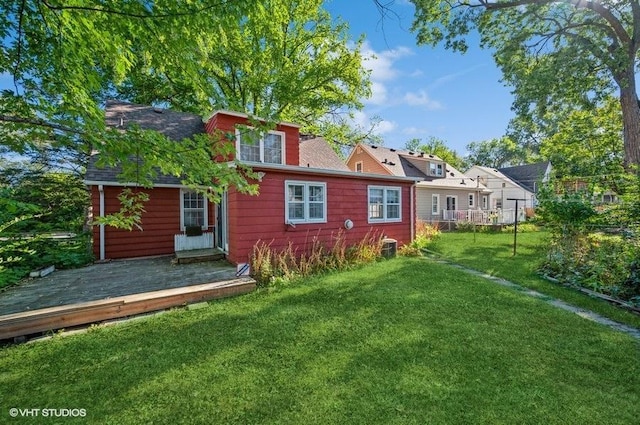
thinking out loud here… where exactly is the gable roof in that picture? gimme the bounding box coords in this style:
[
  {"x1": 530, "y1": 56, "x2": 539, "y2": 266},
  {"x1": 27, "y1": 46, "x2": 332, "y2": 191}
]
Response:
[
  {"x1": 299, "y1": 137, "x2": 350, "y2": 171},
  {"x1": 86, "y1": 100, "x2": 206, "y2": 185},
  {"x1": 498, "y1": 162, "x2": 551, "y2": 193},
  {"x1": 105, "y1": 100, "x2": 205, "y2": 141},
  {"x1": 417, "y1": 163, "x2": 490, "y2": 192},
  {"x1": 354, "y1": 144, "x2": 440, "y2": 179}
]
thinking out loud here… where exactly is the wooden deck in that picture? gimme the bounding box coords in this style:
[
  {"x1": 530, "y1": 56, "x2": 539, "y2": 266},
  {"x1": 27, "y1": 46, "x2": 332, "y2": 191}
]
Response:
[{"x1": 0, "y1": 277, "x2": 255, "y2": 341}]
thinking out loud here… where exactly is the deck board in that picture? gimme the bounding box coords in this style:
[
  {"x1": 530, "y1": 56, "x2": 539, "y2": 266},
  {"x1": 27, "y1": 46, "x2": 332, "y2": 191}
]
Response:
[{"x1": 0, "y1": 278, "x2": 255, "y2": 341}]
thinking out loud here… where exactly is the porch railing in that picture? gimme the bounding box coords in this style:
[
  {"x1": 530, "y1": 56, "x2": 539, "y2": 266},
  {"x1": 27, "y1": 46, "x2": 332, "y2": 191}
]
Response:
[{"x1": 440, "y1": 209, "x2": 522, "y2": 224}]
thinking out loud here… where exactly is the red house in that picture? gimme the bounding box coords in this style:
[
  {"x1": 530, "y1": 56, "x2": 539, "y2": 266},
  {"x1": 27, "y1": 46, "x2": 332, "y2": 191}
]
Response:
[{"x1": 85, "y1": 101, "x2": 419, "y2": 265}]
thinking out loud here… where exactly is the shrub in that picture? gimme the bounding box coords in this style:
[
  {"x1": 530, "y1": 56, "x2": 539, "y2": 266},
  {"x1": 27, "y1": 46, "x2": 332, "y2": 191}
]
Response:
[
  {"x1": 501, "y1": 222, "x2": 540, "y2": 233},
  {"x1": 399, "y1": 220, "x2": 441, "y2": 256},
  {"x1": 249, "y1": 230, "x2": 385, "y2": 287}
]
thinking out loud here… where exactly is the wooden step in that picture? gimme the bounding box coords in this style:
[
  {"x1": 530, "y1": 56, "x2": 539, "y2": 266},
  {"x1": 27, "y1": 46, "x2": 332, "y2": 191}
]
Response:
[
  {"x1": 0, "y1": 278, "x2": 255, "y2": 341},
  {"x1": 175, "y1": 248, "x2": 225, "y2": 264}
]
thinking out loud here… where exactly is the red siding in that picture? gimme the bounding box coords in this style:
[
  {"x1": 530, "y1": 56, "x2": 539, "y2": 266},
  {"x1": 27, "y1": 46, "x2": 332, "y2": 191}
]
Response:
[
  {"x1": 225, "y1": 170, "x2": 413, "y2": 265},
  {"x1": 205, "y1": 112, "x2": 300, "y2": 166},
  {"x1": 92, "y1": 186, "x2": 215, "y2": 260}
]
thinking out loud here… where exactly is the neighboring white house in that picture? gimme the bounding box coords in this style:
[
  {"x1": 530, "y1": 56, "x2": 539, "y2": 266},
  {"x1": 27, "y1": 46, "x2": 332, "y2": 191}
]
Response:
[{"x1": 467, "y1": 162, "x2": 552, "y2": 213}]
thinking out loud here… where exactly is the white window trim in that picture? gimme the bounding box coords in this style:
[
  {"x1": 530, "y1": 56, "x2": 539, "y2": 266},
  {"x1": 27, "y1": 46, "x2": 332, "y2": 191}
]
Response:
[
  {"x1": 368, "y1": 186, "x2": 402, "y2": 223},
  {"x1": 432, "y1": 194, "x2": 440, "y2": 215},
  {"x1": 468, "y1": 193, "x2": 475, "y2": 208},
  {"x1": 235, "y1": 127, "x2": 286, "y2": 164},
  {"x1": 180, "y1": 189, "x2": 208, "y2": 231},
  {"x1": 429, "y1": 162, "x2": 444, "y2": 177},
  {"x1": 284, "y1": 180, "x2": 327, "y2": 224},
  {"x1": 355, "y1": 161, "x2": 363, "y2": 172},
  {"x1": 482, "y1": 195, "x2": 489, "y2": 210},
  {"x1": 446, "y1": 195, "x2": 458, "y2": 211}
]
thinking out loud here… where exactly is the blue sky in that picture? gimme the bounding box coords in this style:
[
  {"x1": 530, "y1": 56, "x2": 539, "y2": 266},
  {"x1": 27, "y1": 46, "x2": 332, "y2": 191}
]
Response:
[
  {"x1": 324, "y1": 0, "x2": 514, "y2": 154},
  {"x1": 1, "y1": 1, "x2": 513, "y2": 156}
]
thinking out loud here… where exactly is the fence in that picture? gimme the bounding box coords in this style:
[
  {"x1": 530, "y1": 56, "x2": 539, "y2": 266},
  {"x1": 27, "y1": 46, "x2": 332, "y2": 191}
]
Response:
[{"x1": 440, "y1": 209, "x2": 522, "y2": 225}]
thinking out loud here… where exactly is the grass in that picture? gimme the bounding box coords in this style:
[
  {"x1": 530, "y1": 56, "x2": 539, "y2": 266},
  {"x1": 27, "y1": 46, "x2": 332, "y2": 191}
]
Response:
[
  {"x1": 428, "y1": 230, "x2": 640, "y2": 329},
  {"x1": 1, "y1": 257, "x2": 639, "y2": 424}
]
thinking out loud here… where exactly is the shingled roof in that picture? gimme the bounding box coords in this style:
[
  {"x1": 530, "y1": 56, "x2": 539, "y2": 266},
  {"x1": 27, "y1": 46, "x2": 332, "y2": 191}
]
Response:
[
  {"x1": 358, "y1": 144, "x2": 438, "y2": 179},
  {"x1": 299, "y1": 137, "x2": 350, "y2": 171},
  {"x1": 104, "y1": 100, "x2": 205, "y2": 141},
  {"x1": 86, "y1": 100, "x2": 205, "y2": 185},
  {"x1": 499, "y1": 162, "x2": 551, "y2": 193}
]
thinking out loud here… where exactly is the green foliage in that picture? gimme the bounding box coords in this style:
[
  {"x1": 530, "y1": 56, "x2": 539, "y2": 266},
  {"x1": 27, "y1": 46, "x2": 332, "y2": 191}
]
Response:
[
  {"x1": 1, "y1": 1, "x2": 370, "y2": 230},
  {"x1": 0, "y1": 170, "x2": 93, "y2": 287},
  {"x1": 250, "y1": 230, "x2": 384, "y2": 287},
  {"x1": 540, "y1": 97, "x2": 624, "y2": 187},
  {"x1": 93, "y1": 189, "x2": 150, "y2": 231},
  {"x1": 117, "y1": 0, "x2": 371, "y2": 146},
  {"x1": 501, "y1": 222, "x2": 540, "y2": 233},
  {"x1": 404, "y1": 136, "x2": 466, "y2": 170},
  {"x1": 410, "y1": 0, "x2": 640, "y2": 167},
  {"x1": 2, "y1": 258, "x2": 639, "y2": 424},
  {"x1": 429, "y1": 231, "x2": 640, "y2": 328},
  {"x1": 464, "y1": 136, "x2": 533, "y2": 168},
  {"x1": 1, "y1": 171, "x2": 88, "y2": 233},
  {"x1": 537, "y1": 173, "x2": 640, "y2": 304},
  {"x1": 399, "y1": 221, "x2": 441, "y2": 256}
]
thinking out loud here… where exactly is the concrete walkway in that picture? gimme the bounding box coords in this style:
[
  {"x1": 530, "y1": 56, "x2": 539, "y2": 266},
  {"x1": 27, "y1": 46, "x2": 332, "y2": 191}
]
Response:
[
  {"x1": 422, "y1": 256, "x2": 640, "y2": 341},
  {"x1": 0, "y1": 256, "x2": 239, "y2": 316}
]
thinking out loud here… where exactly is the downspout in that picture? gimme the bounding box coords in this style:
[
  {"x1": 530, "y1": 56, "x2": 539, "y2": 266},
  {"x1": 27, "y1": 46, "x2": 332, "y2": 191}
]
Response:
[
  {"x1": 99, "y1": 184, "x2": 105, "y2": 261},
  {"x1": 411, "y1": 183, "x2": 416, "y2": 241}
]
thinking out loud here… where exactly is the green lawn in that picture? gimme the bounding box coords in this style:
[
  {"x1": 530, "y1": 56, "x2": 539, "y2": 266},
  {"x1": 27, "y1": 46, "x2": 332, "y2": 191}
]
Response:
[
  {"x1": 429, "y1": 230, "x2": 640, "y2": 329},
  {"x1": 1, "y1": 257, "x2": 639, "y2": 424}
]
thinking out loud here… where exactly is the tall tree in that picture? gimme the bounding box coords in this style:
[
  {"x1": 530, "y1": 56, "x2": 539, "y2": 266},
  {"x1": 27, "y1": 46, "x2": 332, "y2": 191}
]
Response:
[
  {"x1": 404, "y1": 136, "x2": 466, "y2": 169},
  {"x1": 465, "y1": 136, "x2": 531, "y2": 168},
  {"x1": 541, "y1": 96, "x2": 624, "y2": 186},
  {"x1": 117, "y1": 0, "x2": 370, "y2": 144},
  {"x1": 1, "y1": 1, "x2": 256, "y2": 196},
  {"x1": 1, "y1": 1, "x2": 371, "y2": 226},
  {"x1": 409, "y1": 0, "x2": 640, "y2": 170}
]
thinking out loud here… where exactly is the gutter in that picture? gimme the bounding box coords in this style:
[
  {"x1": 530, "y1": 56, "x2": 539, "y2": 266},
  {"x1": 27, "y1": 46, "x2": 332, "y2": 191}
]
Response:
[
  {"x1": 411, "y1": 182, "x2": 416, "y2": 242},
  {"x1": 99, "y1": 184, "x2": 105, "y2": 261}
]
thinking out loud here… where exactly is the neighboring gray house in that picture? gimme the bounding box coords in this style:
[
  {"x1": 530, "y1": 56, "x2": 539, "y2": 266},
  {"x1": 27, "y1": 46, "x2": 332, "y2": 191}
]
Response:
[
  {"x1": 346, "y1": 143, "x2": 493, "y2": 224},
  {"x1": 467, "y1": 162, "x2": 552, "y2": 216}
]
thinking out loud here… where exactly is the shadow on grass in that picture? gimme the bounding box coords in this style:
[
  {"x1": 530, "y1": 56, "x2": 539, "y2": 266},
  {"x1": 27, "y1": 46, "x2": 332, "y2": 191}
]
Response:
[{"x1": 1, "y1": 258, "x2": 638, "y2": 424}]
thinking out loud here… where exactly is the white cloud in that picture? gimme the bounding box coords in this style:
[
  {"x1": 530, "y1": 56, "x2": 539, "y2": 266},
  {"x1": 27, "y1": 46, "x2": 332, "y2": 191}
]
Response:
[
  {"x1": 375, "y1": 119, "x2": 397, "y2": 135},
  {"x1": 368, "y1": 81, "x2": 388, "y2": 105},
  {"x1": 352, "y1": 110, "x2": 396, "y2": 136},
  {"x1": 361, "y1": 41, "x2": 413, "y2": 105},
  {"x1": 402, "y1": 126, "x2": 428, "y2": 137},
  {"x1": 403, "y1": 90, "x2": 442, "y2": 110}
]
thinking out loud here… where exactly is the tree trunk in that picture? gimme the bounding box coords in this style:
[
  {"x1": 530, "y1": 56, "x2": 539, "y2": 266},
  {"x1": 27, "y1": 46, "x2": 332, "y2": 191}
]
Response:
[{"x1": 618, "y1": 69, "x2": 640, "y2": 171}]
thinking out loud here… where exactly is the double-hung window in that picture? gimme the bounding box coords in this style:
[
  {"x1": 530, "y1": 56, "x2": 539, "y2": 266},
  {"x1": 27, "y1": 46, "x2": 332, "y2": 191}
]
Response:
[
  {"x1": 181, "y1": 190, "x2": 207, "y2": 230},
  {"x1": 285, "y1": 181, "x2": 326, "y2": 224},
  {"x1": 236, "y1": 128, "x2": 285, "y2": 164},
  {"x1": 429, "y1": 162, "x2": 444, "y2": 177},
  {"x1": 432, "y1": 194, "x2": 440, "y2": 215},
  {"x1": 368, "y1": 186, "x2": 401, "y2": 223}
]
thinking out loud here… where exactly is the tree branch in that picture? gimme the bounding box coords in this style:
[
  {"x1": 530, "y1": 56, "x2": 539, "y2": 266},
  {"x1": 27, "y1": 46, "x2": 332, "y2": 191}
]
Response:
[
  {"x1": 0, "y1": 114, "x2": 84, "y2": 135},
  {"x1": 480, "y1": 0, "x2": 631, "y2": 44},
  {"x1": 40, "y1": 0, "x2": 233, "y2": 19}
]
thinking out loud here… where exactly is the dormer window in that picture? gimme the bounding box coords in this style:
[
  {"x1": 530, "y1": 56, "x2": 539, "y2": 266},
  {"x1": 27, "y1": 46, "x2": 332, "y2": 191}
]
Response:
[
  {"x1": 236, "y1": 128, "x2": 285, "y2": 164},
  {"x1": 429, "y1": 162, "x2": 444, "y2": 177}
]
